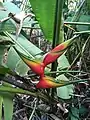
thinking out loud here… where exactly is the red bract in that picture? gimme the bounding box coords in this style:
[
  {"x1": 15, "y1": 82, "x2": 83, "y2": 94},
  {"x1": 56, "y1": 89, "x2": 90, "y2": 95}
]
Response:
[
  {"x1": 14, "y1": 47, "x2": 44, "y2": 76},
  {"x1": 14, "y1": 37, "x2": 75, "y2": 89},
  {"x1": 36, "y1": 75, "x2": 65, "y2": 88},
  {"x1": 43, "y1": 39, "x2": 72, "y2": 66},
  {"x1": 21, "y1": 56, "x2": 44, "y2": 76}
]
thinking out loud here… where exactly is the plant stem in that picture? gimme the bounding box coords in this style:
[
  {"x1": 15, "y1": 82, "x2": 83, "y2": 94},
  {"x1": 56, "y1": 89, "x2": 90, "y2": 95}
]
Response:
[
  {"x1": 64, "y1": 22, "x2": 90, "y2": 25},
  {"x1": 51, "y1": 0, "x2": 64, "y2": 96},
  {"x1": 0, "y1": 85, "x2": 55, "y2": 103}
]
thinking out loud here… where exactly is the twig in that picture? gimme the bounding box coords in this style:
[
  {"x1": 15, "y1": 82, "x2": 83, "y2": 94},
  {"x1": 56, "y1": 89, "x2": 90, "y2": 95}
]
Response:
[
  {"x1": 64, "y1": 22, "x2": 90, "y2": 26},
  {"x1": 67, "y1": 73, "x2": 82, "y2": 80},
  {"x1": 13, "y1": 108, "x2": 25, "y2": 116},
  {"x1": 0, "y1": 17, "x2": 10, "y2": 23},
  {"x1": 29, "y1": 98, "x2": 37, "y2": 120}
]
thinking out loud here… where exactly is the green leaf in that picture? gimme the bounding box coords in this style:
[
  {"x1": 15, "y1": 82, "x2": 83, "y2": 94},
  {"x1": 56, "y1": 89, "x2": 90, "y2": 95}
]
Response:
[
  {"x1": 29, "y1": 0, "x2": 56, "y2": 41},
  {"x1": 0, "y1": 96, "x2": 3, "y2": 120},
  {"x1": 2, "y1": 92, "x2": 14, "y2": 120},
  {"x1": 0, "y1": 11, "x2": 15, "y2": 32},
  {"x1": 0, "y1": 85, "x2": 14, "y2": 120},
  {"x1": 0, "y1": 83, "x2": 14, "y2": 120},
  {"x1": 0, "y1": 2, "x2": 21, "y2": 33},
  {"x1": 3, "y1": 1, "x2": 20, "y2": 13},
  {"x1": 0, "y1": 1, "x2": 35, "y2": 33},
  {"x1": 57, "y1": 74, "x2": 74, "y2": 99},
  {"x1": 76, "y1": 15, "x2": 90, "y2": 31},
  {"x1": 6, "y1": 33, "x2": 44, "y2": 76},
  {"x1": 15, "y1": 59, "x2": 29, "y2": 76},
  {"x1": 6, "y1": 47, "x2": 20, "y2": 70},
  {"x1": 69, "y1": 107, "x2": 79, "y2": 120},
  {"x1": 4, "y1": 30, "x2": 44, "y2": 76},
  {"x1": 58, "y1": 54, "x2": 70, "y2": 70},
  {"x1": 15, "y1": 34, "x2": 43, "y2": 58},
  {"x1": 0, "y1": 2, "x2": 6, "y2": 11},
  {"x1": 0, "y1": 65, "x2": 12, "y2": 75},
  {"x1": 6, "y1": 47, "x2": 29, "y2": 76},
  {"x1": 6, "y1": 33, "x2": 43, "y2": 58},
  {"x1": 0, "y1": 35, "x2": 14, "y2": 45},
  {"x1": 86, "y1": 0, "x2": 90, "y2": 11}
]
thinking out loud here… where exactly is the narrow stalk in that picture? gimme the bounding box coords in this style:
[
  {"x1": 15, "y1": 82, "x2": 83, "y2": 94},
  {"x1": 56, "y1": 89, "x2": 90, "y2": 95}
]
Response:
[
  {"x1": 74, "y1": 31, "x2": 90, "y2": 34},
  {"x1": 59, "y1": 79, "x2": 88, "y2": 87},
  {"x1": 0, "y1": 86, "x2": 52, "y2": 103},
  {"x1": 64, "y1": 21, "x2": 90, "y2": 25},
  {"x1": 51, "y1": 0, "x2": 64, "y2": 96}
]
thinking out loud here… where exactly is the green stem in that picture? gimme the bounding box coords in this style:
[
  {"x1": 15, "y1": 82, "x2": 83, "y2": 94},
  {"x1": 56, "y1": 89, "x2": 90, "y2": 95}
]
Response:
[
  {"x1": 0, "y1": 86, "x2": 51, "y2": 103},
  {"x1": 51, "y1": 0, "x2": 64, "y2": 96},
  {"x1": 74, "y1": 31, "x2": 90, "y2": 34},
  {"x1": 59, "y1": 79, "x2": 88, "y2": 87},
  {"x1": 45, "y1": 70, "x2": 87, "y2": 75},
  {"x1": 64, "y1": 21, "x2": 90, "y2": 25}
]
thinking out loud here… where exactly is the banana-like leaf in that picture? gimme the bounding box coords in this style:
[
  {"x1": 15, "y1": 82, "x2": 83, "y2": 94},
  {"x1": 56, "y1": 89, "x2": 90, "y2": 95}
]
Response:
[
  {"x1": 0, "y1": 65, "x2": 13, "y2": 75},
  {"x1": 57, "y1": 74, "x2": 73, "y2": 99},
  {"x1": 29, "y1": 0, "x2": 56, "y2": 41},
  {"x1": 6, "y1": 47, "x2": 29, "y2": 76},
  {"x1": 0, "y1": 2, "x2": 35, "y2": 33},
  {"x1": 2, "y1": 92, "x2": 14, "y2": 120},
  {"x1": 6, "y1": 33, "x2": 43, "y2": 76},
  {"x1": 0, "y1": 96, "x2": 3, "y2": 120},
  {"x1": 0, "y1": 35, "x2": 14, "y2": 45},
  {"x1": 0, "y1": 83, "x2": 14, "y2": 120},
  {"x1": 57, "y1": 54, "x2": 70, "y2": 70}
]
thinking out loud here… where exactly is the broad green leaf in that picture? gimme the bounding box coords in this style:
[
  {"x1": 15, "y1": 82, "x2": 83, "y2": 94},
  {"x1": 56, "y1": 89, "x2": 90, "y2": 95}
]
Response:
[
  {"x1": 0, "y1": 35, "x2": 14, "y2": 45},
  {"x1": 76, "y1": 15, "x2": 90, "y2": 31},
  {"x1": 15, "y1": 34, "x2": 43, "y2": 58},
  {"x1": 6, "y1": 33, "x2": 43, "y2": 58},
  {"x1": 29, "y1": 0, "x2": 56, "y2": 41},
  {"x1": 0, "y1": 83, "x2": 14, "y2": 120},
  {"x1": 0, "y1": 2, "x2": 33, "y2": 33},
  {"x1": 15, "y1": 59, "x2": 29, "y2": 76},
  {"x1": 0, "y1": 96, "x2": 3, "y2": 120},
  {"x1": 58, "y1": 54, "x2": 70, "y2": 70},
  {"x1": 57, "y1": 74, "x2": 74, "y2": 99},
  {"x1": 0, "y1": 11, "x2": 15, "y2": 32},
  {"x1": 6, "y1": 47, "x2": 20, "y2": 70},
  {"x1": 3, "y1": 2, "x2": 20, "y2": 13},
  {"x1": 2, "y1": 92, "x2": 14, "y2": 120},
  {"x1": 69, "y1": 107, "x2": 79, "y2": 120},
  {"x1": 79, "y1": 106, "x2": 88, "y2": 115},
  {"x1": 0, "y1": 65, "x2": 13, "y2": 75},
  {"x1": 5, "y1": 32, "x2": 44, "y2": 76},
  {"x1": 6, "y1": 47, "x2": 29, "y2": 76}
]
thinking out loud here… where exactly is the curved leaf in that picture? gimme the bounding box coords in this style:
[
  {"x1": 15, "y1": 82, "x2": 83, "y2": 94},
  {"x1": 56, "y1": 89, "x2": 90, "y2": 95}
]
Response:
[{"x1": 29, "y1": 0, "x2": 56, "y2": 41}]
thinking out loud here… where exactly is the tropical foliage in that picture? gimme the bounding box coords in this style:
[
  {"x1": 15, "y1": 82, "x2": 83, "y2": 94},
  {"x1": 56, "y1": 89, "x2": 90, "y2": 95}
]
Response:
[{"x1": 0, "y1": 0, "x2": 90, "y2": 120}]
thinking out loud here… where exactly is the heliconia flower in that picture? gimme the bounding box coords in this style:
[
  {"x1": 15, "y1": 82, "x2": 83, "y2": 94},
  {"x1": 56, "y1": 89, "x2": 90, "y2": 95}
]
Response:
[
  {"x1": 36, "y1": 75, "x2": 88, "y2": 89},
  {"x1": 14, "y1": 47, "x2": 44, "y2": 76},
  {"x1": 36, "y1": 76, "x2": 66, "y2": 88},
  {"x1": 43, "y1": 37, "x2": 75, "y2": 66},
  {"x1": 13, "y1": 36, "x2": 77, "y2": 78}
]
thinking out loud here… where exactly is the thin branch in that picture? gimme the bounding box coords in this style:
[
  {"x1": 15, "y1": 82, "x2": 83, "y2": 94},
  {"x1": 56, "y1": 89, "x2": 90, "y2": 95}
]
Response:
[
  {"x1": 64, "y1": 22, "x2": 90, "y2": 26},
  {"x1": 29, "y1": 98, "x2": 37, "y2": 120}
]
